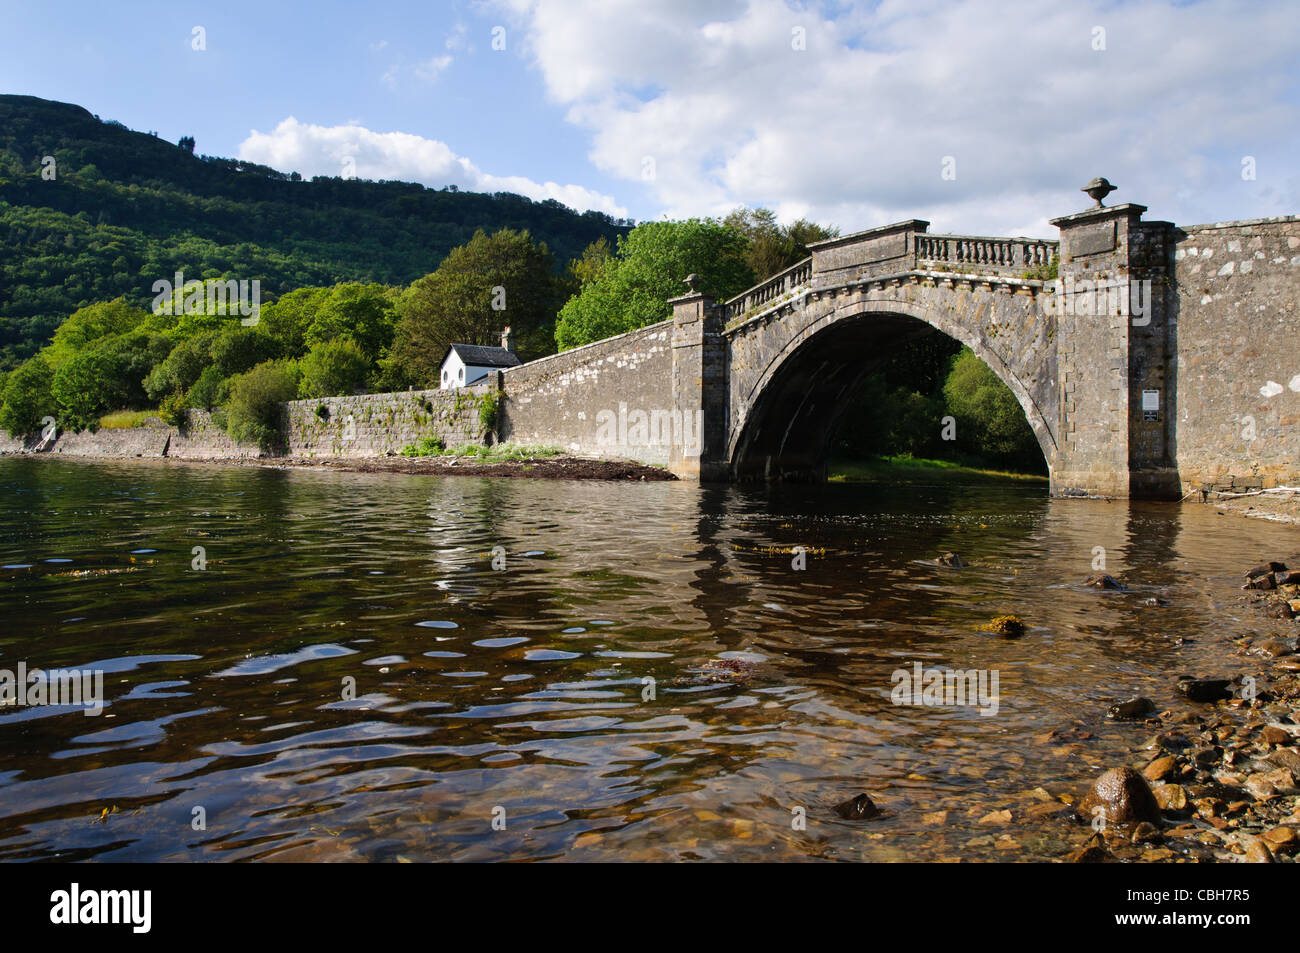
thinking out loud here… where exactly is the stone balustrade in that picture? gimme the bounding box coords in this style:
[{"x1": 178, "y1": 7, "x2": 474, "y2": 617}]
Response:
[
  {"x1": 915, "y1": 234, "x2": 1057, "y2": 273},
  {"x1": 722, "y1": 257, "x2": 813, "y2": 322}
]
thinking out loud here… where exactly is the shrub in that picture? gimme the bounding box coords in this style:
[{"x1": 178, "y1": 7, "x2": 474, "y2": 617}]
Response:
[
  {"x1": 1022, "y1": 254, "x2": 1059, "y2": 282},
  {"x1": 399, "y1": 435, "x2": 445, "y2": 457},
  {"x1": 224, "y1": 360, "x2": 300, "y2": 451},
  {"x1": 298, "y1": 338, "x2": 369, "y2": 399},
  {"x1": 159, "y1": 389, "x2": 190, "y2": 428},
  {"x1": 478, "y1": 390, "x2": 500, "y2": 434}
]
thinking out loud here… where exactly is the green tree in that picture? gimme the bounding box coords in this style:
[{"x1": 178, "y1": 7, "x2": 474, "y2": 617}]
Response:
[
  {"x1": 389, "y1": 228, "x2": 562, "y2": 387},
  {"x1": 51, "y1": 349, "x2": 117, "y2": 430},
  {"x1": 565, "y1": 236, "x2": 613, "y2": 290},
  {"x1": 187, "y1": 364, "x2": 228, "y2": 410},
  {"x1": 43, "y1": 298, "x2": 148, "y2": 368},
  {"x1": 144, "y1": 330, "x2": 218, "y2": 401},
  {"x1": 302, "y1": 283, "x2": 398, "y2": 362},
  {"x1": 0, "y1": 355, "x2": 54, "y2": 436},
  {"x1": 210, "y1": 324, "x2": 280, "y2": 378},
  {"x1": 49, "y1": 331, "x2": 171, "y2": 429},
  {"x1": 942, "y1": 347, "x2": 1042, "y2": 468},
  {"x1": 554, "y1": 219, "x2": 754, "y2": 350},
  {"x1": 224, "y1": 359, "x2": 300, "y2": 451},
  {"x1": 298, "y1": 338, "x2": 370, "y2": 398},
  {"x1": 258, "y1": 287, "x2": 330, "y2": 358},
  {"x1": 722, "y1": 208, "x2": 838, "y2": 282}
]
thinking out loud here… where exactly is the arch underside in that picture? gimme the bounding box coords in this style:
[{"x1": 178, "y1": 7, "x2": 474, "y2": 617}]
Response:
[{"x1": 728, "y1": 310, "x2": 1053, "y2": 482}]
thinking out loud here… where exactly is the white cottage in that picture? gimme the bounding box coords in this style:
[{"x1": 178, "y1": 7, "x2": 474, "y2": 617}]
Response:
[{"x1": 439, "y1": 327, "x2": 521, "y2": 389}]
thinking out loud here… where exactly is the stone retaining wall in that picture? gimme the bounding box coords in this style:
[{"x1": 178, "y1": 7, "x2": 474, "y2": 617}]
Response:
[
  {"x1": 284, "y1": 387, "x2": 486, "y2": 458},
  {"x1": 168, "y1": 410, "x2": 260, "y2": 460}
]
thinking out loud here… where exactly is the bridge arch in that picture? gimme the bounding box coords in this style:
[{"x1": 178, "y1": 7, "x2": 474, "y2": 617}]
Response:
[{"x1": 724, "y1": 282, "x2": 1059, "y2": 482}]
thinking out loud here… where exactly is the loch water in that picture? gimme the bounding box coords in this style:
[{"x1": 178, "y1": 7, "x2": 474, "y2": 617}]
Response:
[{"x1": 0, "y1": 456, "x2": 1295, "y2": 861}]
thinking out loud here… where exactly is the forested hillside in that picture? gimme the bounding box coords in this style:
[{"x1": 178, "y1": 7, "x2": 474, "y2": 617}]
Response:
[{"x1": 0, "y1": 94, "x2": 629, "y2": 369}]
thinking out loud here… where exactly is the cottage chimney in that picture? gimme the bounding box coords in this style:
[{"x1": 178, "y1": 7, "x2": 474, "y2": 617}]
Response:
[{"x1": 501, "y1": 326, "x2": 514, "y2": 352}]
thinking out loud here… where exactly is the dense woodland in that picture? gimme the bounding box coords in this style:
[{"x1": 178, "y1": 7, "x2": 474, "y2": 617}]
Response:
[
  {"x1": 0, "y1": 94, "x2": 1043, "y2": 471},
  {"x1": 0, "y1": 94, "x2": 628, "y2": 369}
]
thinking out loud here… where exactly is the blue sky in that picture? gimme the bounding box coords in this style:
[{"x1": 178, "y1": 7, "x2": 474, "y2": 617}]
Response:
[{"x1": 2, "y1": 0, "x2": 1298, "y2": 236}]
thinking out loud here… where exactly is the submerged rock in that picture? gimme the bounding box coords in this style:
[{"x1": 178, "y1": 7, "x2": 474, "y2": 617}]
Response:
[
  {"x1": 1240, "y1": 834, "x2": 1274, "y2": 863},
  {"x1": 1176, "y1": 677, "x2": 1234, "y2": 703},
  {"x1": 1077, "y1": 767, "x2": 1163, "y2": 826},
  {"x1": 1153, "y1": 783, "x2": 1188, "y2": 811},
  {"x1": 1259, "y1": 726, "x2": 1291, "y2": 746},
  {"x1": 980, "y1": 614, "x2": 1026, "y2": 637},
  {"x1": 1085, "y1": 573, "x2": 1125, "y2": 590},
  {"x1": 834, "y1": 793, "x2": 881, "y2": 820},
  {"x1": 1108, "y1": 697, "x2": 1154, "y2": 721}
]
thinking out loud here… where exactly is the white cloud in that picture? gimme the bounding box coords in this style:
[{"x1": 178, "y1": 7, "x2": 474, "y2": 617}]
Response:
[
  {"x1": 415, "y1": 54, "x2": 453, "y2": 81},
  {"x1": 491, "y1": 0, "x2": 1300, "y2": 235},
  {"x1": 236, "y1": 117, "x2": 628, "y2": 217}
]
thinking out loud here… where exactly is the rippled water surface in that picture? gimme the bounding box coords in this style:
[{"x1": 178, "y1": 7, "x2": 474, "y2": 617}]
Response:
[{"x1": 1, "y1": 457, "x2": 1296, "y2": 861}]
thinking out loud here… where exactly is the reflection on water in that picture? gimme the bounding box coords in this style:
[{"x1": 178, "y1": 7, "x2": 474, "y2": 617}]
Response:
[{"x1": 0, "y1": 457, "x2": 1295, "y2": 861}]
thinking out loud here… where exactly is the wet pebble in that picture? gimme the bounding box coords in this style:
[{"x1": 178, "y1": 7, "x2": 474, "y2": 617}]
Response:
[{"x1": 1077, "y1": 767, "x2": 1163, "y2": 826}]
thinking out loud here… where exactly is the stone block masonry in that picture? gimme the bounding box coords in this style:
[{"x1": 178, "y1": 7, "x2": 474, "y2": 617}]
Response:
[
  {"x1": 1170, "y1": 216, "x2": 1300, "y2": 493},
  {"x1": 498, "y1": 320, "x2": 675, "y2": 465},
  {"x1": 169, "y1": 410, "x2": 260, "y2": 460},
  {"x1": 285, "y1": 387, "x2": 486, "y2": 458}
]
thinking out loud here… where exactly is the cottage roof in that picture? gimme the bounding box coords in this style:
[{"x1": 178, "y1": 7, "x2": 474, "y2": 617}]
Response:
[{"x1": 441, "y1": 343, "x2": 522, "y2": 369}]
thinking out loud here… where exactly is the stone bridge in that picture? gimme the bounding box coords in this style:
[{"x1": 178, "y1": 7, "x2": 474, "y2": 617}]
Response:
[{"x1": 494, "y1": 194, "x2": 1300, "y2": 499}]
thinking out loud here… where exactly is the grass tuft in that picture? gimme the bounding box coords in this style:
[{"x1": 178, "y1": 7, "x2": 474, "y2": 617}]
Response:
[{"x1": 98, "y1": 409, "x2": 158, "y2": 429}]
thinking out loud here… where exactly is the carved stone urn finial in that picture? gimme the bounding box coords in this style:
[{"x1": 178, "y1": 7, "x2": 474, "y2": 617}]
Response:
[
  {"x1": 1082, "y1": 176, "x2": 1117, "y2": 208},
  {"x1": 684, "y1": 273, "x2": 702, "y2": 293}
]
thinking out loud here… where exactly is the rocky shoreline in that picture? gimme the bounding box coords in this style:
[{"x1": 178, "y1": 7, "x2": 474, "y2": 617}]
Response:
[
  {"x1": 826, "y1": 555, "x2": 1300, "y2": 862},
  {"x1": 1062, "y1": 556, "x2": 1300, "y2": 862},
  {"x1": 1204, "y1": 489, "x2": 1300, "y2": 525},
  {"x1": 4, "y1": 448, "x2": 677, "y2": 482}
]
